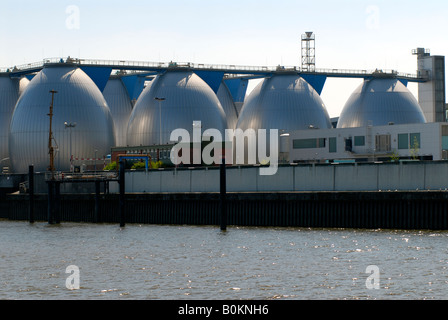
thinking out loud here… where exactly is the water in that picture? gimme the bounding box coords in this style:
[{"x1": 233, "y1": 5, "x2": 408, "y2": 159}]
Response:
[{"x1": 1, "y1": 219, "x2": 448, "y2": 300}]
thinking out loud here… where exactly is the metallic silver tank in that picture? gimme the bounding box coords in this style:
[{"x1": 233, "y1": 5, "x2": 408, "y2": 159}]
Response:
[
  {"x1": 126, "y1": 70, "x2": 227, "y2": 146},
  {"x1": 217, "y1": 80, "x2": 239, "y2": 130},
  {"x1": 235, "y1": 74, "x2": 331, "y2": 164},
  {"x1": 0, "y1": 74, "x2": 29, "y2": 170},
  {"x1": 236, "y1": 74, "x2": 332, "y2": 133},
  {"x1": 337, "y1": 78, "x2": 426, "y2": 128},
  {"x1": 102, "y1": 77, "x2": 133, "y2": 146},
  {"x1": 9, "y1": 64, "x2": 116, "y2": 173}
]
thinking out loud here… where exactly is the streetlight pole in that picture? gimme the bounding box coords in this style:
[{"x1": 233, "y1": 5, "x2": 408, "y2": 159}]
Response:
[
  {"x1": 64, "y1": 121, "x2": 76, "y2": 172},
  {"x1": 154, "y1": 97, "x2": 166, "y2": 146}
]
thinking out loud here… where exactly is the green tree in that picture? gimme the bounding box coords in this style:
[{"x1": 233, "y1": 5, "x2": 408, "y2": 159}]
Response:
[
  {"x1": 410, "y1": 136, "x2": 420, "y2": 160},
  {"x1": 103, "y1": 161, "x2": 117, "y2": 171}
]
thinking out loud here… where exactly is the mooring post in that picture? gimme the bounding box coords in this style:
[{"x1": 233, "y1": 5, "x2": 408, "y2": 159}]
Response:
[
  {"x1": 95, "y1": 180, "x2": 100, "y2": 223},
  {"x1": 47, "y1": 181, "x2": 54, "y2": 224},
  {"x1": 119, "y1": 159, "x2": 126, "y2": 227},
  {"x1": 29, "y1": 165, "x2": 34, "y2": 223},
  {"x1": 55, "y1": 181, "x2": 61, "y2": 224},
  {"x1": 220, "y1": 155, "x2": 227, "y2": 231}
]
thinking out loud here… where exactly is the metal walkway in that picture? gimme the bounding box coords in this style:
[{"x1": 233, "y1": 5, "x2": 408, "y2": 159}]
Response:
[{"x1": 1, "y1": 56, "x2": 428, "y2": 83}]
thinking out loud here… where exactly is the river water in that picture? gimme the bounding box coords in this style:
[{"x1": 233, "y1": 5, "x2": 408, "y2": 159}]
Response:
[{"x1": 1, "y1": 219, "x2": 448, "y2": 300}]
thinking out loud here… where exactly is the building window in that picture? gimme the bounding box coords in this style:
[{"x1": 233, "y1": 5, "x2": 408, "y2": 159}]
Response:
[
  {"x1": 318, "y1": 138, "x2": 325, "y2": 148},
  {"x1": 354, "y1": 136, "x2": 365, "y2": 146},
  {"x1": 329, "y1": 137, "x2": 337, "y2": 153},
  {"x1": 410, "y1": 133, "x2": 421, "y2": 149},
  {"x1": 398, "y1": 133, "x2": 409, "y2": 149},
  {"x1": 293, "y1": 138, "x2": 326, "y2": 149},
  {"x1": 375, "y1": 134, "x2": 391, "y2": 152},
  {"x1": 442, "y1": 136, "x2": 448, "y2": 151}
]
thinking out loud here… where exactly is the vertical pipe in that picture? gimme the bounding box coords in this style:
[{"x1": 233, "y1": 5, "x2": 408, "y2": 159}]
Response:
[
  {"x1": 119, "y1": 160, "x2": 126, "y2": 227},
  {"x1": 29, "y1": 165, "x2": 34, "y2": 223},
  {"x1": 220, "y1": 156, "x2": 227, "y2": 231}
]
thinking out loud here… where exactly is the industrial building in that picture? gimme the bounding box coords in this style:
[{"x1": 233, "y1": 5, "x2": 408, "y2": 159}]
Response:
[
  {"x1": 289, "y1": 48, "x2": 446, "y2": 164},
  {"x1": 289, "y1": 122, "x2": 448, "y2": 163},
  {"x1": 0, "y1": 33, "x2": 445, "y2": 178},
  {"x1": 413, "y1": 48, "x2": 446, "y2": 123}
]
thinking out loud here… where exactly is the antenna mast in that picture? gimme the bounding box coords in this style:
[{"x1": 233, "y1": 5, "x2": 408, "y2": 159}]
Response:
[{"x1": 48, "y1": 90, "x2": 58, "y2": 179}]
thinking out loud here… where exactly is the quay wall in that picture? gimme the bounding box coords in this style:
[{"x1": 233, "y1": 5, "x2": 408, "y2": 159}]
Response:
[
  {"x1": 20, "y1": 161, "x2": 448, "y2": 194},
  {"x1": 2, "y1": 191, "x2": 448, "y2": 230},
  {"x1": 2, "y1": 161, "x2": 448, "y2": 230}
]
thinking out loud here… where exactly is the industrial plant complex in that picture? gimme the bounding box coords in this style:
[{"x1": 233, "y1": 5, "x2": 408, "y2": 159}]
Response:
[
  {"x1": 0, "y1": 32, "x2": 446, "y2": 193},
  {"x1": 1, "y1": 32, "x2": 448, "y2": 231}
]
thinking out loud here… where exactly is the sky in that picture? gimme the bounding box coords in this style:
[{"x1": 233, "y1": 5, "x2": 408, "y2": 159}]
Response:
[{"x1": 0, "y1": 0, "x2": 447, "y2": 117}]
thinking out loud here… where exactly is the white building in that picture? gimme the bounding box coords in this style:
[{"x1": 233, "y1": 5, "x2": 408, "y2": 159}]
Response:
[{"x1": 289, "y1": 122, "x2": 448, "y2": 163}]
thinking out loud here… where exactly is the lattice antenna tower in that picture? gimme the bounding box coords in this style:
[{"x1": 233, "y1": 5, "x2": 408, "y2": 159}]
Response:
[{"x1": 301, "y1": 32, "x2": 315, "y2": 71}]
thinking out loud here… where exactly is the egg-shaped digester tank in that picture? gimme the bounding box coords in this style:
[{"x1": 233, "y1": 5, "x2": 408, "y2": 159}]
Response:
[
  {"x1": 236, "y1": 74, "x2": 332, "y2": 132},
  {"x1": 216, "y1": 80, "x2": 239, "y2": 130},
  {"x1": 0, "y1": 74, "x2": 29, "y2": 170},
  {"x1": 126, "y1": 70, "x2": 227, "y2": 146},
  {"x1": 9, "y1": 64, "x2": 116, "y2": 173},
  {"x1": 336, "y1": 78, "x2": 426, "y2": 128},
  {"x1": 235, "y1": 74, "x2": 332, "y2": 163},
  {"x1": 102, "y1": 76, "x2": 133, "y2": 146}
]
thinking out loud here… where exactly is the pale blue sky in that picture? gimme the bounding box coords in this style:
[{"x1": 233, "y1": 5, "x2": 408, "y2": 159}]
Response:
[{"x1": 0, "y1": 0, "x2": 446, "y2": 117}]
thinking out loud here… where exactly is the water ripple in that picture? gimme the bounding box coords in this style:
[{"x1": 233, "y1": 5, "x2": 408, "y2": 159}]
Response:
[{"x1": 1, "y1": 221, "x2": 448, "y2": 299}]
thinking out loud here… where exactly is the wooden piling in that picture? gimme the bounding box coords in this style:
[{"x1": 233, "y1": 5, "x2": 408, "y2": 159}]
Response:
[
  {"x1": 47, "y1": 181, "x2": 54, "y2": 224},
  {"x1": 29, "y1": 165, "x2": 34, "y2": 223},
  {"x1": 55, "y1": 181, "x2": 61, "y2": 224},
  {"x1": 220, "y1": 156, "x2": 227, "y2": 231},
  {"x1": 95, "y1": 180, "x2": 100, "y2": 223},
  {"x1": 119, "y1": 160, "x2": 126, "y2": 227}
]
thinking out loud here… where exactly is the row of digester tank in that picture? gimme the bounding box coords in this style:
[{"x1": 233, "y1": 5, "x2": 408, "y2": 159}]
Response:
[{"x1": 0, "y1": 63, "x2": 426, "y2": 173}]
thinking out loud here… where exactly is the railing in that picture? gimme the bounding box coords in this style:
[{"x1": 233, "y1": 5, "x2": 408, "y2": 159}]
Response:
[
  {"x1": 0, "y1": 57, "x2": 425, "y2": 80},
  {"x1": 45, "y1": 171, "x2": 118, "y2": 182}
]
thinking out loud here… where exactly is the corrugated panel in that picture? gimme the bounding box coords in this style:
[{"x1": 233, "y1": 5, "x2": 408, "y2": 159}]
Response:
[
  {"x1": 126, "y1": 70, "x2": 227, "y2": 146},
  {"x1": 103, "y1": 77, "x2": 133, "y2": 146},
  {"x1": 337, "y1": 78, "x2": 426, "y2": 128},
  {"x1": 9, "y1": 65, "x2": 116, "y2": 173}
]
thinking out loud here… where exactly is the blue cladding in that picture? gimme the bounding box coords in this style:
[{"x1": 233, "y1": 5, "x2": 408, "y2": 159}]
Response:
[
  {"x1": 80, "y1": 66, "x2": 112, "y2": 92},
  {"x1": 223, "y1": 78, "x2": 249, "y2": 103},
  {"x1": 398, "y1": 78, "x2": 408, "y2": 87},
  {"x1": 194, "y1": 71, "x2": 224, "y2": 93},
  {"x1": 300, "y1": 74, "x2": 327, "y2": 95},
  {"x1": 25, "y1": 74, "x2": 35, "y2": 81},
  {"x1": 120, "y1": 75, "x2": 147, "y2": 101}
]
